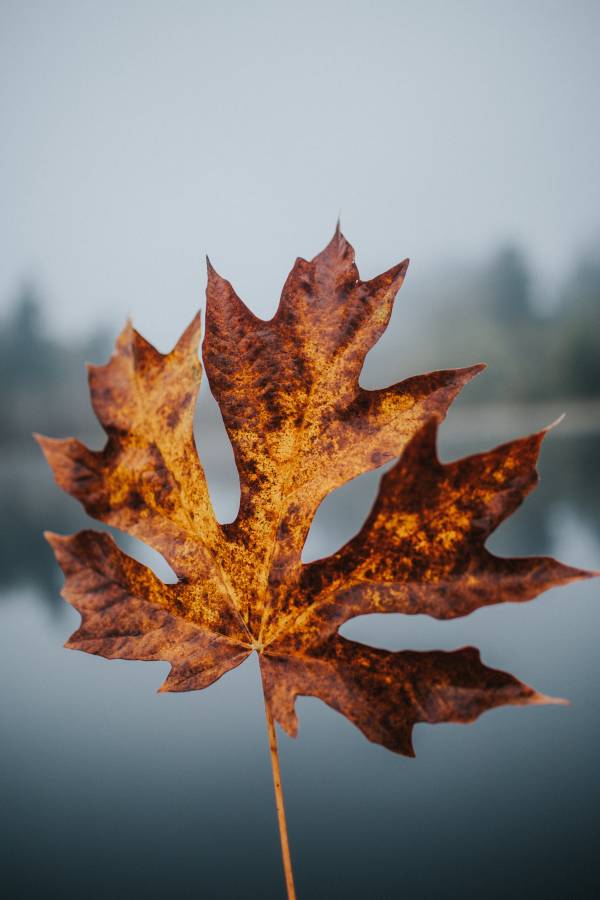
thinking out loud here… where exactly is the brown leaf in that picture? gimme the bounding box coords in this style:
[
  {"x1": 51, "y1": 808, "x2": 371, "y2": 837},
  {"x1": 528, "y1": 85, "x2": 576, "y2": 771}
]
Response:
[
  {"x1": 260, "y1": 639, "x2": 560, "y2": 757},
  {"x1": 37, "y1": 228, "x2": 594, "y2": 756}
]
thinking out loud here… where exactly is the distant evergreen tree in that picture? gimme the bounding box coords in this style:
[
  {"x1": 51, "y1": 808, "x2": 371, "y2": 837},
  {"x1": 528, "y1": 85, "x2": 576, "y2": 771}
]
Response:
[
  {"x1": 0, "y1": 281, "x2": 111, "y2": 443},
  {"x1": 485, "y1": 245, "x2": 534, "y2": 325},
  {"x1": 557, "y1": 253, "x2": 600, "y2": 397},
  {"x1": 0, "y1": 282, "x2": 60, "y2": 385}
]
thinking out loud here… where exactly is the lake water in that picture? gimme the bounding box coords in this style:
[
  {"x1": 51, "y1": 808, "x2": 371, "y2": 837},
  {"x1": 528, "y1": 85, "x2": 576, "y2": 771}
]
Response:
[{"x1": 1, "y1": 430, "x2": 599, "y2": 899}]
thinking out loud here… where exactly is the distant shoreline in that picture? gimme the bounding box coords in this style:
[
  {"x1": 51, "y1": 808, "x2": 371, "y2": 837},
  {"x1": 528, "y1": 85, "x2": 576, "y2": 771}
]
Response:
[
  {"x1": 3, "y1": 399, "x2": 599, "y2": 462},
  {"x1": 440, "y1": 399, "x2": 600, "y2": 441}
]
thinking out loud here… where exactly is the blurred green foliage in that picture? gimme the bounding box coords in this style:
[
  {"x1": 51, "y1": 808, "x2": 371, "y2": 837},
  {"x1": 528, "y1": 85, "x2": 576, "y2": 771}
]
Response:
[{"x1": 419, "y1": 245, "x2": 600, "y2": 404}]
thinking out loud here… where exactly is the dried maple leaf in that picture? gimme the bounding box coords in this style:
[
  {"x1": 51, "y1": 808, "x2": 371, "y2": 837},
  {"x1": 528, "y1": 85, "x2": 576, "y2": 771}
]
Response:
[{"x1": 37, "y1": 227, "x2": 593, "y2": 898}]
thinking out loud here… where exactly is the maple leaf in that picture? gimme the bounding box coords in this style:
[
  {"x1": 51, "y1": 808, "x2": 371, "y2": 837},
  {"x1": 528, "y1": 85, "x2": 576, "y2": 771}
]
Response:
[{"x1": 37, "y1": 227, "x2": 594, "y2": 897}]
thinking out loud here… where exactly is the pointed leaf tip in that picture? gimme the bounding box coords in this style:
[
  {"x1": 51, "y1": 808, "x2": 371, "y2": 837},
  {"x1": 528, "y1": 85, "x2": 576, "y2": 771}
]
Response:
[
  {"x1": 319, "y1": 218, "x2": 353, "y2": 258},
  {"x1": 457, "y1": 362, "x2": 486, "y2": 383},
  {"x1": 205, "y1": 255, "x2": 227, "y2": 283},
  {"x1": 580, "y1": 567, "x2": 600, "y2": 579},
  {"x1": 43, "y1": 530, "x2": 63, "y2": 550},
  {"x1": 532, "y1": 692, "x2": 570, "y2": 706},
  {"x1": 542, "y1": 412, "x2": 566, "y2": 433},
  {"x1": 171, "y1": 312, "x2": 202, "y2": 358}
]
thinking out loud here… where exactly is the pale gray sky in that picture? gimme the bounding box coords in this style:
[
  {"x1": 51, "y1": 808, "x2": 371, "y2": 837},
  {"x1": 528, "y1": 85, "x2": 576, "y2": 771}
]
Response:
[{"x1": 1, "y1": 0, "x2": 599, "y2": 346}]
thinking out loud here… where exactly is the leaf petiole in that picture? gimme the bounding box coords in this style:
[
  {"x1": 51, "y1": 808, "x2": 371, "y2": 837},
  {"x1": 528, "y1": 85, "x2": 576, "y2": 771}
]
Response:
[{"x1": 263, "y1": 685, "x2": 297, "y2": 900}]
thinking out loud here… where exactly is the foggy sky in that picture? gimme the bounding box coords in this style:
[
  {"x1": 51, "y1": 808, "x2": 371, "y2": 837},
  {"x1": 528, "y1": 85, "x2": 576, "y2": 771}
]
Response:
[{"x1": 1, "y1": 0, "x2": 599, "y2": 346}]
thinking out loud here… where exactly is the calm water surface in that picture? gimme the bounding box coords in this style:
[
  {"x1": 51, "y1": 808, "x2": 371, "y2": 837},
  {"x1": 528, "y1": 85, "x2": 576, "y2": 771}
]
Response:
[{"x1": 1, "y1": 432, "x2": 599, "y2": 899}]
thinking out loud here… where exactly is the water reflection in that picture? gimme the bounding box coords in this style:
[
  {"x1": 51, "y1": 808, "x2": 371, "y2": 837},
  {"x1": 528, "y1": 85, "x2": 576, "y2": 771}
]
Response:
[
  {"x1": 0, "y1": 450, "x2": 80, "y2": 605},
  {"x1": 2, "y1": 430, "x2": 599, "y2": 609},
  {"x1": 1, "y1": 427, "x2": 598, "y2": 900}
]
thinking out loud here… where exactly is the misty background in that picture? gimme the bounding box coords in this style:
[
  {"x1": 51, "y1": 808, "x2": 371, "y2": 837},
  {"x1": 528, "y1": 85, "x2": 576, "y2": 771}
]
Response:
[{"x1": 1, "y1": 2, "x2": 599, "y2": 899}]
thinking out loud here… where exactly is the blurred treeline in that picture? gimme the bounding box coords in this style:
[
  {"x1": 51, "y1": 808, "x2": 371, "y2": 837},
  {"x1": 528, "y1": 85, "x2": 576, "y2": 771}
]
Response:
[
  {"x1": 368, "y1": 243, "x2": 600, "y2": 404},
  {"x1": 0, "y1": 283, "x2": 110, "y2": 446},
  {"x1": 0, "y1": 245, "x2": 598, "y2": 605},
  {"x1": 0, "y1": 288, "x2": 111, "y2": 600},
  {"x1": 1, "y1": 243, "x2": 599, "y2": 448}
]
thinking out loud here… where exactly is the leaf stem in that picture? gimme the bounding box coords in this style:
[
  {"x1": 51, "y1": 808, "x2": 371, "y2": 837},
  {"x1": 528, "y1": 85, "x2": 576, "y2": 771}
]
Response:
[{"x1": 263, "y1": 691, "x2": 297, "y2": 900}]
